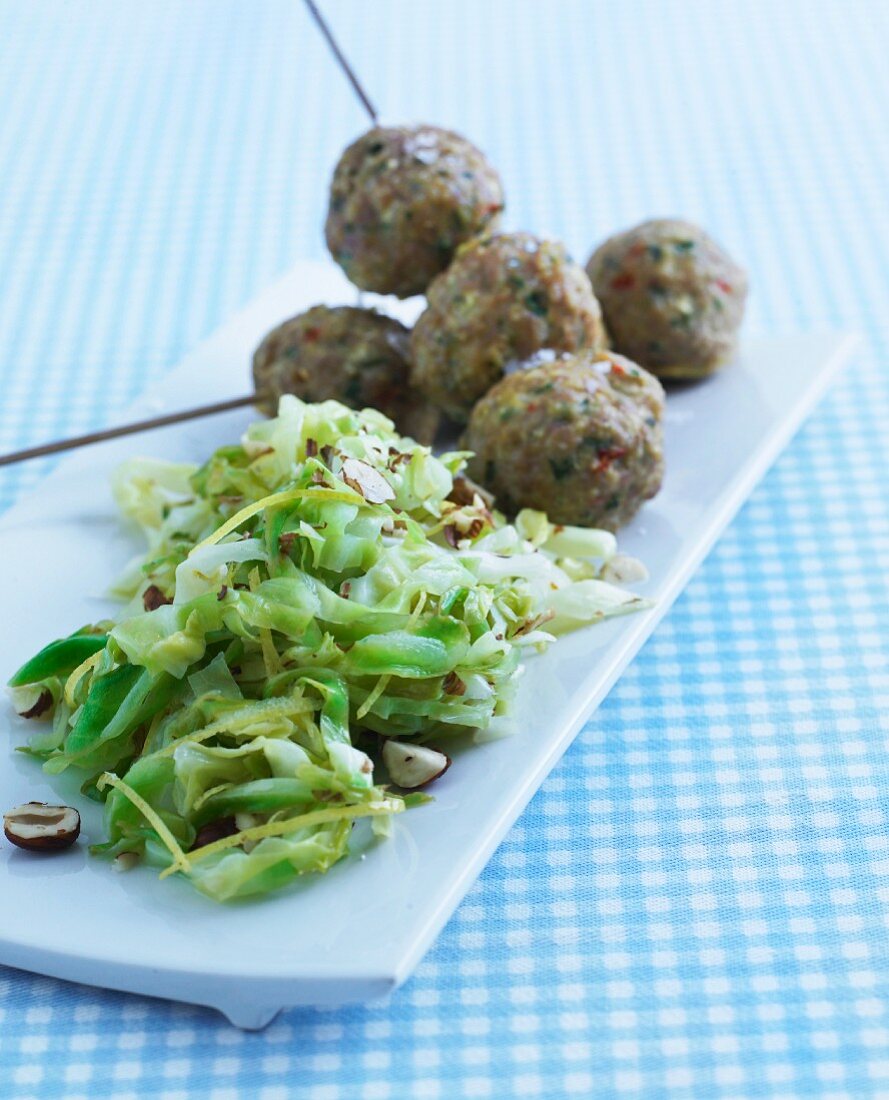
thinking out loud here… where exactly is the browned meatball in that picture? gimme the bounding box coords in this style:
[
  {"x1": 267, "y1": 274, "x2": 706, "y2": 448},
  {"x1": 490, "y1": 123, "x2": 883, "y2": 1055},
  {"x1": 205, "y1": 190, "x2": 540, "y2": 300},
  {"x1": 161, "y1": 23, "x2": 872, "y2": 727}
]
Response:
[
  {"x1": 463, "y1": 351, "x2": 664, "y2": 531},
  {"x1": 252, "y1": 305, "x2": 438, "y2": 443},
  {"x1": 411, "y1": 233, "x2": 608, "y2": 422},
  {"x1": 325, "y1": 124, "x2": 504, "y2": 299},
  {"x1": 586, "y1": 218, "x2": 747, "y2": 380}
]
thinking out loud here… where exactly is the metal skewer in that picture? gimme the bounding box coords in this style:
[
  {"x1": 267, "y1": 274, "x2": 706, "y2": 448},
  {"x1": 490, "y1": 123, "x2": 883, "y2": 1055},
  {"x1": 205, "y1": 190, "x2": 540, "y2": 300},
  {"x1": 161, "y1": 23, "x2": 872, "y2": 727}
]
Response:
[
  {"x1": 0, "y1": 2, "x2": 379, "y2": 469},
  {"x1": 0, "y1": 395, "x2": 258, "y2": 468},
  {"x1": 302, "y1": 0, "x2": 378, "y2": 123}
]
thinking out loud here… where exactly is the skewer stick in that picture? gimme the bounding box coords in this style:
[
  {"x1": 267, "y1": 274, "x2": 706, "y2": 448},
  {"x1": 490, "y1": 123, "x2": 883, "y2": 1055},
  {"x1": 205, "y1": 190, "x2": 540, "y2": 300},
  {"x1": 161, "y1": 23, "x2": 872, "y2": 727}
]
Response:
[
  {"x1": 0, "y1": 3, "x2": 379, "y2": 471},
  {"x1": 302, "y1": 0, "x2": 379, "y2": 123},
  {"x1": 0, "y1": 395, "x2": 259, "y2": 468}
]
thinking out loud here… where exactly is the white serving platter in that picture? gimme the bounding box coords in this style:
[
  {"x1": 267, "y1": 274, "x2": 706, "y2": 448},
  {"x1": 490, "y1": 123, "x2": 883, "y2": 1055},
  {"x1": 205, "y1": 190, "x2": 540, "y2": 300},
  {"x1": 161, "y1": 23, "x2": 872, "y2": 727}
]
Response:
[{"x1": 0, "y1": 260, "x2": 854, "y2": 1028}]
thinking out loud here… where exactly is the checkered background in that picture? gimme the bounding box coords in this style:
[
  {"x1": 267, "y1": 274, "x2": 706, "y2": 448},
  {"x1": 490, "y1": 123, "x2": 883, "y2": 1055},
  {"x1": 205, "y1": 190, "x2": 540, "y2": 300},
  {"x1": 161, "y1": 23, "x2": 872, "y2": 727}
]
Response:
[{"x1": 1, "y1": 1, "x2": 888, "y2": 1096}]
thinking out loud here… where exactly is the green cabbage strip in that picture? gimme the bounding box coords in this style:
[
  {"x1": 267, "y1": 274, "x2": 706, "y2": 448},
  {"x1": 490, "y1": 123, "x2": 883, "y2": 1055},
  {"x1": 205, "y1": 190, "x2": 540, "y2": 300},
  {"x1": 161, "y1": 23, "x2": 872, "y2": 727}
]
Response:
[{"x1": 7, "y1": 395, "x2": 648, "y2": 902}]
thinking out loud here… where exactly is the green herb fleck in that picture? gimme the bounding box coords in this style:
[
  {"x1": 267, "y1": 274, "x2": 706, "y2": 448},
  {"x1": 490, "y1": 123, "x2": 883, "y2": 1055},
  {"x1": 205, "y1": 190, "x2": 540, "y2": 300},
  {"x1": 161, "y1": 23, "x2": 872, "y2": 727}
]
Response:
[
  {"x1": 343, "y1": 375, "x2": 365, "y2": 404},
  {"x1": 548, "y1": 456, "x2": 575, "y2": 480},
  {"x1": 524, "y1": 290, "x2": 549, "y2": 317},
  {"x1": 674, "y1": 239, "x2": 695, "y2": 252}
]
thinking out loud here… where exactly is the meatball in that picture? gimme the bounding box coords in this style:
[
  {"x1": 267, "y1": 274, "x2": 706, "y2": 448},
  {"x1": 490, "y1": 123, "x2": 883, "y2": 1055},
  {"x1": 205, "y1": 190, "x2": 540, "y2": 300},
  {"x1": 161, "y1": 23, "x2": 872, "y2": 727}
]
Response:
[
  {"x1": 252, "y1": 305, "x2": 438, "y2": 443},
  {"x1": 463, "y1": 351, "x2": 664, "y2": 531},
  {"x1": 411, "y1": 233, "x2": 608, "y2": 422},
  {"x1": 586, "y1": 218, "x2": 747, "y2": 380},
  {"x1": 325, "y1": 124, "x2": 504, "y2": 299}
]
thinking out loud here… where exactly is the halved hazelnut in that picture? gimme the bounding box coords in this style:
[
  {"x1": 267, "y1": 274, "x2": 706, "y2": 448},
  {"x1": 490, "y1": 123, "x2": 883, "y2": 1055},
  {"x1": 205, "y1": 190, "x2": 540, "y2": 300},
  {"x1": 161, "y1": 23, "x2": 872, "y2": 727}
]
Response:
[
  {"x1": 601, "y1": 553, "x2": 649, "y2": 585},
  {"x1": 3, "y1": 802, "x2": 81, "y2": 852},
  {"x1": 382, "y1": 740, "x2": 451, "y2": 789},
  {"x1": 142, "y1": 584, "x2": 173, "y2": 611},
  {"x1": 14, "y1": 687, "x2": 53, "y2": 719},
  {"x1": 191, "y1": 816, "x2": 238, "y2": 851},
  {"x1": 340, "y1": 458, "x2": 396, "y2": 504},
  {"x1": 448, "y1": 474, "x2": 495, "y2": 510},
  {"x1": 442, "y1": 671, "x2": 466, "y2": 696}
]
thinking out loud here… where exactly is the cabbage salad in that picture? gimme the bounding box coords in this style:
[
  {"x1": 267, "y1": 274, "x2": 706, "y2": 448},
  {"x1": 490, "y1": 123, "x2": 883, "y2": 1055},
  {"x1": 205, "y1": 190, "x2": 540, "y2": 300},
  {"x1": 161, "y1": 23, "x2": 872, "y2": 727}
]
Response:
[{"x1": 8, "y1": 397, "x2": 646, "y2": 901}]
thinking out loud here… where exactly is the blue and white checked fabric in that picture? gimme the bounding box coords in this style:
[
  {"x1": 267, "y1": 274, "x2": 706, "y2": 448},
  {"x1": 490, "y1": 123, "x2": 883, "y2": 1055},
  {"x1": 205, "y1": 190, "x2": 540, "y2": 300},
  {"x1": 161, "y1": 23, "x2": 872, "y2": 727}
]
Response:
[{"x1": 1, "y1": 1, "x2": 888, "y2": 1096}]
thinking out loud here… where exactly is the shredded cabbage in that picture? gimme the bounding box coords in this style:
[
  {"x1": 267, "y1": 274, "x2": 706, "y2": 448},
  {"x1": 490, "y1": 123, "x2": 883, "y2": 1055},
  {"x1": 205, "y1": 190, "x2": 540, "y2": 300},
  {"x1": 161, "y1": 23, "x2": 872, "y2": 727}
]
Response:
[{"x1": 8, "y1": 396, "x2": 648, "y2": 902}]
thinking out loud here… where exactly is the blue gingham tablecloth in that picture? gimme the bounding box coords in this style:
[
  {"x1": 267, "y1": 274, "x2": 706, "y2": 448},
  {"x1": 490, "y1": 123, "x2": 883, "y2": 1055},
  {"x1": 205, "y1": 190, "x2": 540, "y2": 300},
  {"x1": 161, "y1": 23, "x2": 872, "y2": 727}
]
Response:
[{"x1": 1, "y1": 1, "x2": 887, "y2": 1096}]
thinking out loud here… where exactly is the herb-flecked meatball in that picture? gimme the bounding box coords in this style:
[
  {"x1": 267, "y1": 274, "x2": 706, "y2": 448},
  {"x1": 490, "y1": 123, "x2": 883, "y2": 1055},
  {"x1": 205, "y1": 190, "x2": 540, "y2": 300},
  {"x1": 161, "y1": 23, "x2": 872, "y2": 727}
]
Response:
[
  {"x1": 325, "y1": 124, "x2": 504, "y2": 299},
  {"x1": 252, "y1": 305, "x2": 438, "y2": 443},
  {"x1": 411, "y1": 233, "x2": 608, "y2": 422},
  {"x1": 463, "y1": 351, "x2": 664, "y2": 531},
  {"x1": 586, "y1": 219, "x2": 747, "y2": 380}
]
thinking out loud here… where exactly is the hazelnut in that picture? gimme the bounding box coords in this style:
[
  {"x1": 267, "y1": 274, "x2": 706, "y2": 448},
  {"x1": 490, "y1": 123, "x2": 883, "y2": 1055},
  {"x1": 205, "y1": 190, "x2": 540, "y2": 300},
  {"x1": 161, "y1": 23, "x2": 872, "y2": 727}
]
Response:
[
  {"x1": 382, "y1": 740, "x2": 451, "y2": 789},
  {"x1": 340, "y1": 458, "x2": 395, "y2": 504},
  {"x1": 3, "y1": 802, "x2": 81, "y2": 852}
]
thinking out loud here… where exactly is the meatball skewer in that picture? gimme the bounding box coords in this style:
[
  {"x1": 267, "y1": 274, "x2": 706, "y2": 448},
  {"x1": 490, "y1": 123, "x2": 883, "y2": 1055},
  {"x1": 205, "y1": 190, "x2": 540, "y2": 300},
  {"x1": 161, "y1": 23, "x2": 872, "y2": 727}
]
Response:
[
  {"x1": 411, "y1": 232, "x2": 608, "y2": 422},
  {"x1": 0, "y1": 303, "x2": 436, "y2": 467},
  {"x1": 326, "y1": 124, "x2": 504, "y2": 299},
  {"x1": 253, "y1": 305, "x2": 439, "y2": 443},
  {"x1": 587, "y1": 218, "x2": 747, "y2": 380},
  {"x1": 463, "y1": 350, "x2": 665, "y2": 532}
]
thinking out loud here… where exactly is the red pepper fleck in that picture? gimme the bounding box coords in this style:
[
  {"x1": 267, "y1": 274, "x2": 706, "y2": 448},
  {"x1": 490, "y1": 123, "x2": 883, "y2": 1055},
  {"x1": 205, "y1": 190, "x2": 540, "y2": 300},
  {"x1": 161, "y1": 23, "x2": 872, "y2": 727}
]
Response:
[
  {"x1": 304, "y1": 326, "x2": 321, "y2": 342},
  {"x1": 715, "y1": 279, "x2": 733, "y2": 294},
  {"x1": 611, "y1": 273, "x2": 636, "y2": 291},
  {"x1": 596, "y1": 446, "x2": 627, "y2": 472},
  {"x1": 609, "y1": 361, "x2": 627, "y2": 377}
]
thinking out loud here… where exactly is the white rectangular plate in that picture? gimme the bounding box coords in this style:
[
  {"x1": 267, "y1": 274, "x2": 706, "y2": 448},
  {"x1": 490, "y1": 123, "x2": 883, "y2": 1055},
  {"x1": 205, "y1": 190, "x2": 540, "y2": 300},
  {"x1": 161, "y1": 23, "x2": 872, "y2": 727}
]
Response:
[{"x1": 0, "y1": 260, "x2": 854, "y2": 1028}]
